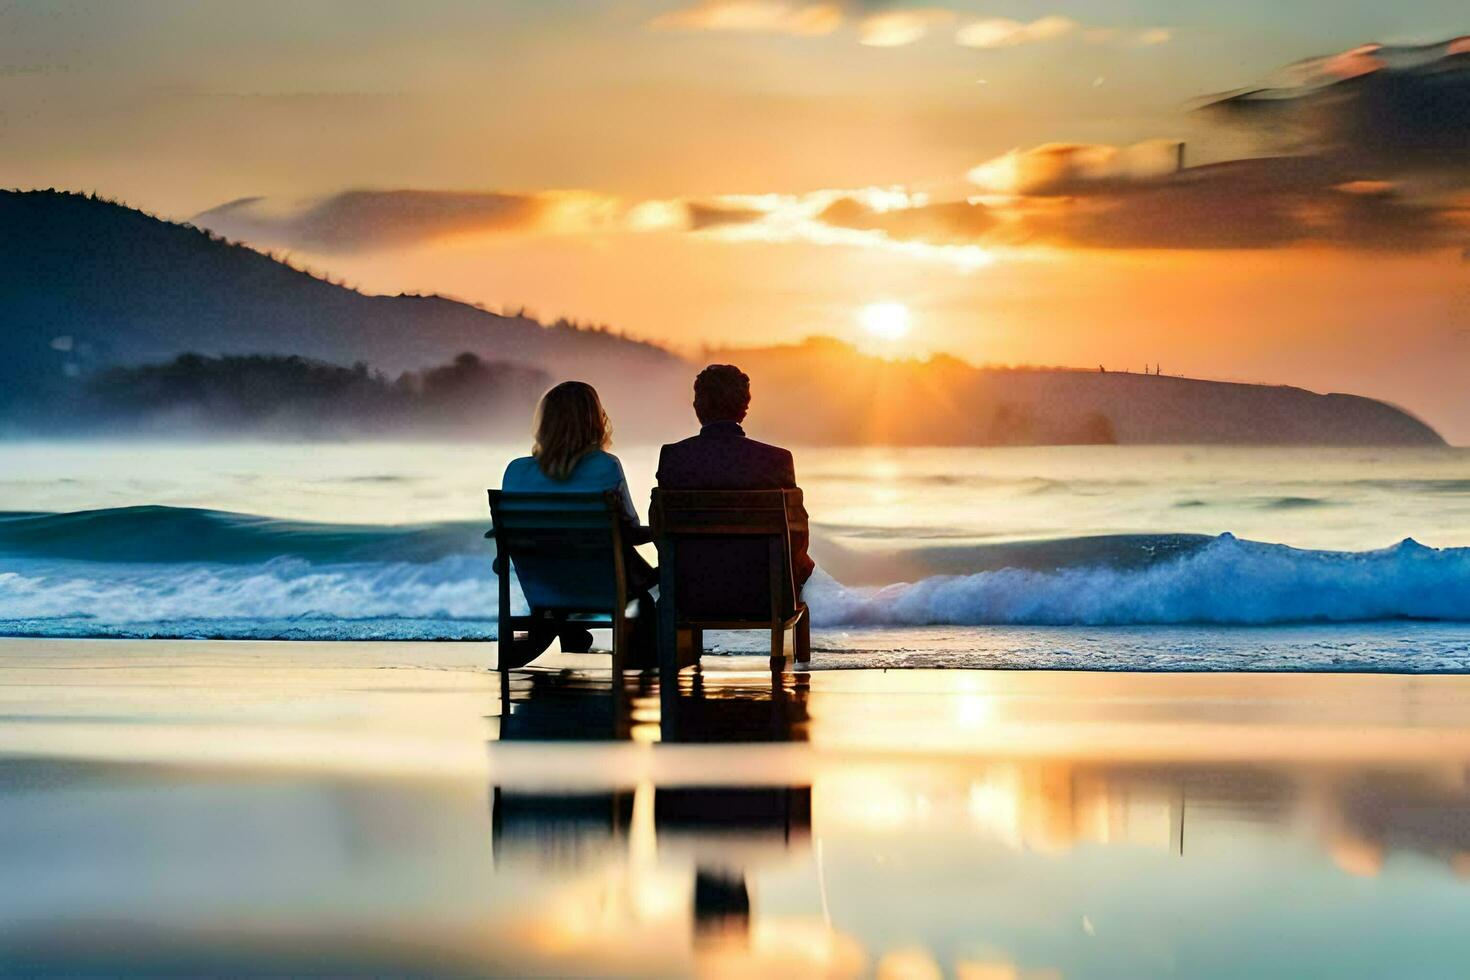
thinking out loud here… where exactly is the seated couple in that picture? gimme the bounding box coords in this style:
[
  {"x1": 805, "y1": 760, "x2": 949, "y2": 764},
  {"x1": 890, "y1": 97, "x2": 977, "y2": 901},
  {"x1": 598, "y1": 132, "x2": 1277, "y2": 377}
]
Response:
[{"x1": 501, "y1": 364, "x2": 815, "y2": 667}]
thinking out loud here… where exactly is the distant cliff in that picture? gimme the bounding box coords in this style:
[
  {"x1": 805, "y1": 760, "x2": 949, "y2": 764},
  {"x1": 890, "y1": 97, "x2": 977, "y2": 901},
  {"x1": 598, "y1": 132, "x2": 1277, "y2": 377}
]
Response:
[
  {"x1": 710, "y1": 338, "x2": 1445, "y2": 447},
  {"x1": 1, "y1": 190, "x2": 1444, "y2": 446}
]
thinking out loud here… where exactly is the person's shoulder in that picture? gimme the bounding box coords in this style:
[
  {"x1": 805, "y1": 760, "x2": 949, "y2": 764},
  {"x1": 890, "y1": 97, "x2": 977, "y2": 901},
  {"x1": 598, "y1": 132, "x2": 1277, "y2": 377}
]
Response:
[
  {"x1": 577, "y1": 449, "x2": 624, "y2": 476},
  {"x1": 744, "y1": 434, "x2": 795, "y2": 462},
  {"x1": 501, "y1": 455, "x2": 541, "y2": 488},
  {"x1": 659, "y1": 434, "x2": 702, "y2": 458},
  {"x1": 503, "y1": 454, "x2": 538, "y2": 477},
  {"x1": 743, "y1": 435, "x2": 797, "y2": 483}
]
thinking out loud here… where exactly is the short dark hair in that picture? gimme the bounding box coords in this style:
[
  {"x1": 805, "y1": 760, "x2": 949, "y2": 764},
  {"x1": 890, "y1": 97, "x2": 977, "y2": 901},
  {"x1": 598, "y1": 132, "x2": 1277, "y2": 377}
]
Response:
[{"x1": 693, "y1": 364, "x2": 751, "y2": 425}]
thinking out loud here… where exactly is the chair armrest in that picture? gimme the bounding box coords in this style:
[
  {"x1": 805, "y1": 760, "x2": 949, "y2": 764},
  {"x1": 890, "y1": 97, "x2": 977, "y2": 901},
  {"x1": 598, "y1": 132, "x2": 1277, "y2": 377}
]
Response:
[{"x1": 626, "y1": 523, "x2": 655, "y2": 546}]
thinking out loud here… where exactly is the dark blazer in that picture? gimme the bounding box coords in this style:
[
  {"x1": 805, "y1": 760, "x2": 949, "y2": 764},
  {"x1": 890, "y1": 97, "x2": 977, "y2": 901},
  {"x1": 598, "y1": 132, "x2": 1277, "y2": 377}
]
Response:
[{"x1": 655, "y1": 421, "x2": 815, "y2": 587}]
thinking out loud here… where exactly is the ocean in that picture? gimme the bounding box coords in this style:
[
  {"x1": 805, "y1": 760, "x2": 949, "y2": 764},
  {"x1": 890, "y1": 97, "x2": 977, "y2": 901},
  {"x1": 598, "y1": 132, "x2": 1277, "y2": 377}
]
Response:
[{"x1": 2, "y1": 441, "x2": 1468, "y2": 670}]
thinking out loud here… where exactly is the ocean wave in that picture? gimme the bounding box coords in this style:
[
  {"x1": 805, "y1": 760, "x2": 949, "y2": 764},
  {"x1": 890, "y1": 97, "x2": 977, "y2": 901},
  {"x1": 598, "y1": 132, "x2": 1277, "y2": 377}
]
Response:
[
  {"x1": 807, "y1": 534, "x2": 1470, "y2": 627},
  {"x1": 1, "y1": 507, "x2": 1468, "y2": 637},
  {"x1": 0, "y1": 555, "x2": 499, "y2": 626},
  {"x1": 0, "y1": 506, "x2": 485, "y2": 565}
]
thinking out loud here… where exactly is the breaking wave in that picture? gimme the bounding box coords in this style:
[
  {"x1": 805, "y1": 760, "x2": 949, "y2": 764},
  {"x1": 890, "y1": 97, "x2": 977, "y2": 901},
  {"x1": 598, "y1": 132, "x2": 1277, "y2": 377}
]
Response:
[
  {"x1": 1, "y1": 507, "x2": 1467, "y2": 639},
  {"x1": 807, "y1": 534, "x2": 1470, "y2": 627}
]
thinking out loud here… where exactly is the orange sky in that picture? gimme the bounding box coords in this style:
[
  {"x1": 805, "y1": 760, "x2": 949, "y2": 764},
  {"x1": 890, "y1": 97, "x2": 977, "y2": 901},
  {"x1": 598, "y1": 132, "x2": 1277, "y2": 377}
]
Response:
[{"x1": 4, "y1": 2, "x2": 1468, "y2": 439}]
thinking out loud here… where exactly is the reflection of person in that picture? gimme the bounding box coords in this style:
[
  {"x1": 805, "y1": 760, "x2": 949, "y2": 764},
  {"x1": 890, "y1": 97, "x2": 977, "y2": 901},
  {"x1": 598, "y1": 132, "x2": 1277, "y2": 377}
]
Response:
[
  {"x1": 654, "y1": 364, "x2": 815, "y2": 589},
  {"x1": 501, "y1": 381, "x2": 656, "y2": 663}
]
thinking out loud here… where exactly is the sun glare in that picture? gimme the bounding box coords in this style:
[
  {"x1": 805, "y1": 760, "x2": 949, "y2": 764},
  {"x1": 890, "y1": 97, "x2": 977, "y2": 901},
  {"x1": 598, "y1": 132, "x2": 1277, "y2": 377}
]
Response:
[{"x1": 858, "y1": 302, "x2": 912, "y2": 342}]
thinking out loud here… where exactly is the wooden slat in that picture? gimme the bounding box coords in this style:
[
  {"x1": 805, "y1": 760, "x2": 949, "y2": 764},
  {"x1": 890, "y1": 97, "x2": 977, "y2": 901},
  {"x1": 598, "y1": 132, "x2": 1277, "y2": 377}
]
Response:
[{"x1": 652, "y1": 489, "x2": 805, "y2": 536}]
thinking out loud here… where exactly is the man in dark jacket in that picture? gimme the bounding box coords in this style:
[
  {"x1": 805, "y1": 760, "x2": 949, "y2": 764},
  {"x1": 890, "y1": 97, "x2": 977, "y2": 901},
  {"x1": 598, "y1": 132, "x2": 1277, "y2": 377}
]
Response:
[{"x1": 655, "y1": 364, "x2": 815, "y2": 590}]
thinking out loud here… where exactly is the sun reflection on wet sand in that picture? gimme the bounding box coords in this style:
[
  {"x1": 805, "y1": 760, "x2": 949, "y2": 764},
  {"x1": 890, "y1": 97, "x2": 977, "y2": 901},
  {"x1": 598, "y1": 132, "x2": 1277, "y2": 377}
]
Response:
[{"x1": 6, "y1": 641, "x2": 1470, "y2": 974}]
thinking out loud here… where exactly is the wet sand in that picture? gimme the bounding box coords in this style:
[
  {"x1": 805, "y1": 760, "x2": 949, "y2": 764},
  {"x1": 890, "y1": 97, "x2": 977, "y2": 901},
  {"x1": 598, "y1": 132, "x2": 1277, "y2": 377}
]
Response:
[{"x1": 5, "y1": 638, "x2": 1470, "y2": 976}]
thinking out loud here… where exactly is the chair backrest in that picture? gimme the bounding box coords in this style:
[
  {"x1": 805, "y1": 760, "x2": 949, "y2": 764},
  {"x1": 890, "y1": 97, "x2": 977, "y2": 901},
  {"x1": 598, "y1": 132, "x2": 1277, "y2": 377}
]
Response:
[
  {"x1": 652, "y1": 489, "x2": 801, "y2": 623},
  {"x1": 488, "y1": 490, "x2": 627, "y2": 612}
]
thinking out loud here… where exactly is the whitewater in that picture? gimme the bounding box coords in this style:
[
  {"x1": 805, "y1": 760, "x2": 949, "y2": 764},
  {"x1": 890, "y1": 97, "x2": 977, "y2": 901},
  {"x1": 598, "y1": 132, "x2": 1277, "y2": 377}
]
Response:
[{"x1": 2, "y1": 442, "x2": 1468, "y2": 669}]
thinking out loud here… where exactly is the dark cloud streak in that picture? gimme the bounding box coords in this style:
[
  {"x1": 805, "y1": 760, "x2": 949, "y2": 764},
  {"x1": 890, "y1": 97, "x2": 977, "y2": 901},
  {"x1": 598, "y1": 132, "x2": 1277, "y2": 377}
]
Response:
[
  {"x1": 684, "y1": 201, "x2": 766, "y2": 230},
  {"x1": 195, "y1": 190, "x2": 547, "y2": 253}
]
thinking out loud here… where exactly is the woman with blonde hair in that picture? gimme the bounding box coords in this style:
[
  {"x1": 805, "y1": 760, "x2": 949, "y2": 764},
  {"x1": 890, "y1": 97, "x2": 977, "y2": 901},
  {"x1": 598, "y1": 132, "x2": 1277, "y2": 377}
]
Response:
[{"x1": 500, "y1": 381, "x2": 656, "y2": 662}]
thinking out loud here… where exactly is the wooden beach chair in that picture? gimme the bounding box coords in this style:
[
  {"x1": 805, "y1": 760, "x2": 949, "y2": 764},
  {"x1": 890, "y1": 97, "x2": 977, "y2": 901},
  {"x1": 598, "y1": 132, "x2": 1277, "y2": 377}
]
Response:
[
  {"x1": 487, "y1": 489, "x2": 641, "y2": 672},
  {"x1": 651, "y1": 489, "x2": 811, "y2": 676}
]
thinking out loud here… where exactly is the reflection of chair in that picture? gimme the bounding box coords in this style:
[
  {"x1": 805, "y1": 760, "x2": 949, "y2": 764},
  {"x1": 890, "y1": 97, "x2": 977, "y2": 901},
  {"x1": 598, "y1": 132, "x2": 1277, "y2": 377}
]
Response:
[
  {"x1": 495, "y1": 664, "x2": 806, "y2": 745},
  {"x1": 664, "y1": 670, "x2": 810, "y2": 744},
  {"x1": 497, "y1": 671, "x2": 642, "y2": 742},
  {"x1": 490, "y1": 783, "x2": 812, "y2": 872},
  {"x1": 490, "y1": 788, "x2": 634, "y2": 869},
  {"x1": 657, "y1": 786, "x2": 813, "y2": 845},
  {"x1": 651, "y1": 489, "x2": 811, "y2": 672},
  {"x1": 487, "y1": 490, "x2": 640, "y2": 672}
]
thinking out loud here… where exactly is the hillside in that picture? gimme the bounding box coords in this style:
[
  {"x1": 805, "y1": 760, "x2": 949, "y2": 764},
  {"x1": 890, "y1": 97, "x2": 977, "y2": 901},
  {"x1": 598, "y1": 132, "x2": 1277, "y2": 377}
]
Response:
[
  {"x1": 712, "y1": 338, "x2": 1445, "y2": 447},
  {"x1": 1, "y1": 189, "x2": 1444, "y2": 446},
  {"x1": 0, "y1": 190, "x2": 686, "y2": 431}
]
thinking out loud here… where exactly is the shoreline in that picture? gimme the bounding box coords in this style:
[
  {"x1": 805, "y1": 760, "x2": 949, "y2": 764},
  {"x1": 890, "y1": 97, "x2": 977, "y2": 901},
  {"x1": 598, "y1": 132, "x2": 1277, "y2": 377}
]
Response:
[{"x1": 4, "y1": 623, "x2": 1470, "y2": 673}]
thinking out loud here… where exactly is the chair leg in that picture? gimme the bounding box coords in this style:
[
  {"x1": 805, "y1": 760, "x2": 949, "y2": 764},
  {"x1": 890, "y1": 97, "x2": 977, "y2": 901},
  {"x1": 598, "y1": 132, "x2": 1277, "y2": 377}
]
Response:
[
  {"x1": 677, "y1": 629, "x2": 700, "y2": 670},
  {"x1": 496, "y1": 561, "x2": 512, "y2": 672},
  {"x1": 658, "y1": 550, "x2": 681, "y2": 742},
  {"x1": 770, "y1": 624, "x2": 785, "y2": 662},
  {"x1": 795, "y1": 610, "x2": 811, "y2": 664},
  {"x1": 610, "y1": 617, "x2": 627, "y2": 675}
]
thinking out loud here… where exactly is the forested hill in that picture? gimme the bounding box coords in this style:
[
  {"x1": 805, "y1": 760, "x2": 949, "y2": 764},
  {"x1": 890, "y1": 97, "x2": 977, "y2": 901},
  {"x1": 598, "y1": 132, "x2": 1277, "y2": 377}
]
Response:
[{"x1": 0, "y1": 189, "x2": 684, "y2": 417}]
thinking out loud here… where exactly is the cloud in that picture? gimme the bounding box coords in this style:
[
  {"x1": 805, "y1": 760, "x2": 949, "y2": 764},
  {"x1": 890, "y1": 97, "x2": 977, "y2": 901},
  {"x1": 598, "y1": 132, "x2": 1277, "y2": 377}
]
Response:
[
  {"x1": 192, "y1": 189, "x2": 673, "y2": 253},
  {"x1": 1199, "y1": 36, "x2": 1470, "y2": 181},
  {"x1": 952, "y1": 130, "x2": 1467, "y2": 252},
  {"x1": 967, "y1": 140, "x2": 1186, "y2": 195},
  {"x1": 953, "y1": 15, "x2": 1168, "y2": 49},
  {"x1": 195, "y1": 191, "x2": 545, "y2": 252},
  {"x1": 798, "y1": 153, "x2": 1460, "y2": 252},
  {"x1": 646, "y1": 0, "x2": 842, "y2": 36},
  {"x1": 995, "y1": 158, "x2": 1459, "y2": 251},
  {"x1": 856, "y1": 7, "x2": 954, "y2": 47},
  {"x1": 195, "y1": 38, "x2": 1469, "y2": 260},
  {"x1": 898, "y1": 37, "x2": 1469, "y2": 252},
  {"x1": 818, "y1": 196, "x2": 996, "y2": 241},
  {"x1": 955, "y1": 15, "x2": 1078, "y2": 49},
  {"x1": 647, "y1": 3, "x2": 1167, "y2": 49}
]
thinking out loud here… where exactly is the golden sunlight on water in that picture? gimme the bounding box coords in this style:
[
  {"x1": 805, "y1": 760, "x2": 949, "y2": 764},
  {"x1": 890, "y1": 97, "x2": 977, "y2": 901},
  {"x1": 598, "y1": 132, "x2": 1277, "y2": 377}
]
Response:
[{"x1": 5, "y1": 642, "x2": 1470, "y2": 975}]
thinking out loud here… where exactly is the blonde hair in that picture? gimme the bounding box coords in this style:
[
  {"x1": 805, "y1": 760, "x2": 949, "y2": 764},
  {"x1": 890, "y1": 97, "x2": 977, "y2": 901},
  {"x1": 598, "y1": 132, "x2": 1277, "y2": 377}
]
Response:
[{"x1": 532, "y1": 381, "x2": 611, "y2": 480}]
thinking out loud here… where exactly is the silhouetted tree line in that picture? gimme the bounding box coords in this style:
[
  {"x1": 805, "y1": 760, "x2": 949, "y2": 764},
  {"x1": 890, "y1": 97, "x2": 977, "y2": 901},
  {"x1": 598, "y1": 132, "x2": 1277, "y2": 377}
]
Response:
[{"x1": 70, "y1": 351, "x2": 549, "y2": 437}]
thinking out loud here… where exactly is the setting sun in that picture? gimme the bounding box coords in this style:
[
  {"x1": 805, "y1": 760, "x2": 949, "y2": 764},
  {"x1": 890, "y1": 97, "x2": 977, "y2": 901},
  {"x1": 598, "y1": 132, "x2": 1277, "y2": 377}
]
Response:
[{"x1": 859, "y1": 302, "x2": 912, "y2": 342}]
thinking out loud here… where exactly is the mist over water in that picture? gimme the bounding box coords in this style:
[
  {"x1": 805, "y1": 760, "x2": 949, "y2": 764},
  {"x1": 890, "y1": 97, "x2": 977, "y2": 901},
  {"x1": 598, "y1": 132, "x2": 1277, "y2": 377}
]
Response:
[{"x1": 2, "y1": 442, "x2": 1469, "y2": 666}]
